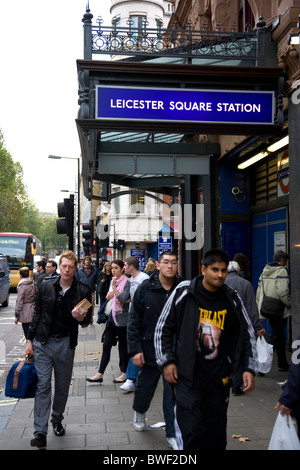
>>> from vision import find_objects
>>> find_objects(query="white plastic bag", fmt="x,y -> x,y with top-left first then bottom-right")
268,412 -> 300,450
257,336 -> 273,374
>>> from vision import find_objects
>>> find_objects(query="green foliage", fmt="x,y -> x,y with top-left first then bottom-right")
0,129 -> 68,257
0,130 -> 29,231
39,218 -> 68,257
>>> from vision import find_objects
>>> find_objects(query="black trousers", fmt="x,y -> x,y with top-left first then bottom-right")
174,377 -> 230,451
133,364 -> 176,438
268,316 -> 289,368
99,323 -> 129,374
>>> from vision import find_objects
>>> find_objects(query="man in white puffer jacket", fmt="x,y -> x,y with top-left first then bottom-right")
256,250 -> 291,371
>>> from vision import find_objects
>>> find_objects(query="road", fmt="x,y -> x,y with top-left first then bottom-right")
0,293 -> 27,393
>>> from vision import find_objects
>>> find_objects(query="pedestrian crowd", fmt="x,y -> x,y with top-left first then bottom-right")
12,247 -> 299,451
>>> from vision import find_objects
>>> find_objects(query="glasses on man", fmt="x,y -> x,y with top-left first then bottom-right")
161,260 -> 178,266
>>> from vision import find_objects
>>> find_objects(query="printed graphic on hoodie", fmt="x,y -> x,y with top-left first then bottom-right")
197,308 -> 227,360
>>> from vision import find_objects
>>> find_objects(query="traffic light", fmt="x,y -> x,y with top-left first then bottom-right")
56,196 -> 74,250
117,239 -> 125,251
82,220 -> 94,255
92,238 -> 97,254
99,224 -> 110,248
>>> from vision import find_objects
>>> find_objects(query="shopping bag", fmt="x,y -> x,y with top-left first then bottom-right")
5,357 -> 38,399
104,298 -> 113,316
268,412 -> 300,450
257,336 -> 273,374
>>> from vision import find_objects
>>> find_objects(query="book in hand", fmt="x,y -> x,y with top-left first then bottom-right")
75,298 -> 92,315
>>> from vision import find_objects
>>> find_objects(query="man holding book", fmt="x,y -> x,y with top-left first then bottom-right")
25,250 -> 92,449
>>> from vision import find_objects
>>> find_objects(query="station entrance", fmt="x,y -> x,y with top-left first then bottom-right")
77,58 -> 283,279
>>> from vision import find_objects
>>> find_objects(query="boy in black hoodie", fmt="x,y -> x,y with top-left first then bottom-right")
155,249 -> 257,451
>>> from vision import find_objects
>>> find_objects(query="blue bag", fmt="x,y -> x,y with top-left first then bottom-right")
5,358 -> 38,399
96,301 -> 108,324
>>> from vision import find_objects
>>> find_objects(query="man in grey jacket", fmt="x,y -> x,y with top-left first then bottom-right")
225,261 -> 265,392
225,261 -> 265,337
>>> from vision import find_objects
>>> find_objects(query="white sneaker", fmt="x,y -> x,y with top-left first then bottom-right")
167,437 -> 178,450
133,411 -> 146,431
120,379 -> 135,392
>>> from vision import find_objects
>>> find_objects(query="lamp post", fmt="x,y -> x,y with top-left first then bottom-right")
48,155 -> 81,263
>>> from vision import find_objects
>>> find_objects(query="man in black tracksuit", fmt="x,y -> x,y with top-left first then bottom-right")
154,249 -> 257,451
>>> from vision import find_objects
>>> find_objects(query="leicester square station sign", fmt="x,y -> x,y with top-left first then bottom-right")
95,85 -> 274,125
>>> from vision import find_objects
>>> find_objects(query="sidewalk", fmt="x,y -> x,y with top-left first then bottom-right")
0,316 -> 289,451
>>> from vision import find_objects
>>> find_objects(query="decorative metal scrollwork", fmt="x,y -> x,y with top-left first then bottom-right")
90,16 -> 257,61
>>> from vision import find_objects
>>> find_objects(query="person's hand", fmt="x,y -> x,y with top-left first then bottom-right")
256,328 -> 265,336
72,306 -> 87,321
242,372 -> 255,392
163,364 -> 178,384
132,353 -> 145,367
275,402 -> 292,415
25,339 -> 34,356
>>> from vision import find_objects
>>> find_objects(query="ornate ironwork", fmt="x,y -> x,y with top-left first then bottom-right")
90,17 -> 257,61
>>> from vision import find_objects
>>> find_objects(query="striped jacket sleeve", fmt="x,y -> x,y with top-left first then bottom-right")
155,281 -> 190,367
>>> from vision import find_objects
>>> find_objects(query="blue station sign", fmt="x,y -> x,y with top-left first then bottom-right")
96,85 -> 274,125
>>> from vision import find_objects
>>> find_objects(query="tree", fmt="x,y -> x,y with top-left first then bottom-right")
0,130 -> 29,231
0,129 -> 68,257
39,217 -> 68,257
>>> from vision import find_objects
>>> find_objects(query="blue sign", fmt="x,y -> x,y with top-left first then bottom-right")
96,85 -> 274,125
130,249 -> 145,271
158,236 -> 172,257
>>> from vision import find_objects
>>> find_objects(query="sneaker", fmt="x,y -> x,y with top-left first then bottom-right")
133,411 -> 146,431
120,379 -> 135,392
167,437 -> 178,450
30,433 -> 47,448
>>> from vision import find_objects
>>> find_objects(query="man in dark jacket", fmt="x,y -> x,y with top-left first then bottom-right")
35,260 -> 47,289
26,251 -> 92,449
127,251 -> 183,450
155,249 -> 257,451
276,336 -> 300,437
76,255 -> 98,324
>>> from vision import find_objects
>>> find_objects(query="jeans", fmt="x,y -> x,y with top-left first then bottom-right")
126,357 -> 139,381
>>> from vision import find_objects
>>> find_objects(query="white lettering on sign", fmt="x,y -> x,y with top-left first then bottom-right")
110,99 -> 261,114
110,99 -> 164,110
217,103 -> 261,112
169,101 -> 212,111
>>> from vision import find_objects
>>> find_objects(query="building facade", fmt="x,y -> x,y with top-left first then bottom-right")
77,0 -> 300,339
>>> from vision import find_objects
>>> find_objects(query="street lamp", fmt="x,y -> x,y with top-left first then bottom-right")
48,155 -> 81,263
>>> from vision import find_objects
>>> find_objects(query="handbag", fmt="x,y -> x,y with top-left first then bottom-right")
260,295 -> 284,319
257,336 -> 273,374
5,355 -> 38,399
260,279 -> 284,319
268,412 -> 300,450
96,301 -> 108,324
104,298 -> 113,317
